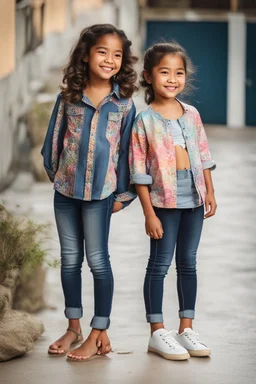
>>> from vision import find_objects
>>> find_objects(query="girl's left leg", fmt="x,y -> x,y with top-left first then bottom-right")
175,205 -> 204,331
67,194 -> 114,360
173,205 -> 210,356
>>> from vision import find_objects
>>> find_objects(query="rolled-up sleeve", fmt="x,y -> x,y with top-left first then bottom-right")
195,110 -> 216,171
114,100 -> 137,208
129,114 -> 152,184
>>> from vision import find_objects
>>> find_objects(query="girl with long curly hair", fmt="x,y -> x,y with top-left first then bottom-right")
42,24 -> 138,361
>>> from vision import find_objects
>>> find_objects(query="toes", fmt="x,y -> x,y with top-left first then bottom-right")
49,344 -> 58,350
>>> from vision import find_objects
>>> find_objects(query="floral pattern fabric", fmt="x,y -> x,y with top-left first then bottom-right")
129,101 -> 216,208
41,84 -> 136,206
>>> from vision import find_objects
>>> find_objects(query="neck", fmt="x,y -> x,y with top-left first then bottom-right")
151,96 -> 178,108
85,74 -> 112,92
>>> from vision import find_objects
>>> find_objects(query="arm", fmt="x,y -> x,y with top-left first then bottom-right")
129,114 -> 163,239
114,100 -> 137,210
195,110 -> 216,171
195,110 -> 217,218
41,94 -> 66,182
203,169 -> 217,218
135,185 -> 163,239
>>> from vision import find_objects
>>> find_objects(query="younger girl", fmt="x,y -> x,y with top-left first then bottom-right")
129,42 -> 217,361
42,24 -> 138,361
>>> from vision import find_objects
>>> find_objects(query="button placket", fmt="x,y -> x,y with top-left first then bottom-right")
84,110 -> 99,200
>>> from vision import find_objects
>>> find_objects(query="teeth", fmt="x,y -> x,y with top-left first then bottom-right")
101,67 -> 113,71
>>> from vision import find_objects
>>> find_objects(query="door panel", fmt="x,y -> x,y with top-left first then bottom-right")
146,21 -> 228,124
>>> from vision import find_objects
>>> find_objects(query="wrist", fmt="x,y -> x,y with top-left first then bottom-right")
144,211 -> 156,218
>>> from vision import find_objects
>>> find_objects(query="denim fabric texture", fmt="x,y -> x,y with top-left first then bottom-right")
54,190 -> 114,329
41,83 -> 136,208
144,182 -> 204,323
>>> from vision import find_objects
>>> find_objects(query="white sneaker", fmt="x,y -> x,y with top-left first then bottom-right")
172,328 -> 211,357
148,328 -> 190,361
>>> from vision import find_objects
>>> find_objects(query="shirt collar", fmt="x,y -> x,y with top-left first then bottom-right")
112,82 -> 120,99
176,98 -> 188,113
82,82 -> 120,105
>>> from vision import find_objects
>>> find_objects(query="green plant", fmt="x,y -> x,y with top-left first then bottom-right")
0,204 -> 52,284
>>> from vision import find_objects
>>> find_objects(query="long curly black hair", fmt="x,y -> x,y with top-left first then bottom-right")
60,24 -> 138,104
141,41 -> 195,105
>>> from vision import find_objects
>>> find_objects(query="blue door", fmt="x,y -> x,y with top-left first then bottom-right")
246,23 -> 256,126
146,21 -> 228,124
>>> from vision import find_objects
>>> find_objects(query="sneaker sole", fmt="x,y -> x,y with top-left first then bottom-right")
188,349 -> 211,357
148,346 -> 190,361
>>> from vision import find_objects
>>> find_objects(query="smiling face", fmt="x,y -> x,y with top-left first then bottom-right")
85,33 -> 123,82
144,53 -> 186,102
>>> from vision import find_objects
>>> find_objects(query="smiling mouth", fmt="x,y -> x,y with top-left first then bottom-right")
165,86 -> 177,92
100,66 -> 114,72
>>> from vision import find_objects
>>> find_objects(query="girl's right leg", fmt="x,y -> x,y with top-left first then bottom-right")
48,191 -> 84,355
144,208 -> 189,360
67,194 -> 114,360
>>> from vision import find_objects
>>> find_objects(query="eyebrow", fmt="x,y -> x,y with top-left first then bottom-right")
159,66 -> 185,70
95,45 -> 123,53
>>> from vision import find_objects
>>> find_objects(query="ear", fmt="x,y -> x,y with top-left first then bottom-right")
83,57 -> 89,63
143,70 -> 152,84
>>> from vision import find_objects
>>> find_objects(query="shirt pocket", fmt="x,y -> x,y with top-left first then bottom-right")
66,105 -> 84,134
106,112 -> 123,146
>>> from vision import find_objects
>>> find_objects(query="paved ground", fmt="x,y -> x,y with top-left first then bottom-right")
1,95 -> 256,383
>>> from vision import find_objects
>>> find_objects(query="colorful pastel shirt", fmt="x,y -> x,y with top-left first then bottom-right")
41,83 -> 136,207
129,101 -> 216,208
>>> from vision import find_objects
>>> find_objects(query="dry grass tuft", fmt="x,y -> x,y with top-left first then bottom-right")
0,205 -> 48,284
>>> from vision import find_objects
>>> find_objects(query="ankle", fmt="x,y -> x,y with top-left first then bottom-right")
68,321 -> 81,333
150,323 -> 165,335
87,328 -> 102,340
179,318 -> 192,334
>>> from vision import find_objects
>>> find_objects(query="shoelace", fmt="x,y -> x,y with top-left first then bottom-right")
184,330 -> 202,346
161,331 -> 181,349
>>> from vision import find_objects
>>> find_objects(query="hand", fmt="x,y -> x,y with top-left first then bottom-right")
204,192 -> 217,218
96,330 -> 112,355
145,214 -> 164,239
112,201 -> 123,213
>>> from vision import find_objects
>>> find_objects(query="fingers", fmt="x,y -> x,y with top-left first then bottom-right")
146,227 -> 164,240
204,202 -> 217,218
112,202 -> 123,213
97,343 -> 111,355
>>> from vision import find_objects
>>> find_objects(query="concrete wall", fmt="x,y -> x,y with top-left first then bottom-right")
0,0 -> 15,79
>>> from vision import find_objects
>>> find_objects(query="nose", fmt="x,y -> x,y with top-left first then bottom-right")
104,54 -> 114,64
167,73 -> 176,83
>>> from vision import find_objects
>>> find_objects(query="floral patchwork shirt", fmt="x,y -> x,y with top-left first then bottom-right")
129,101 -> 216,208
41,83 -> 136,207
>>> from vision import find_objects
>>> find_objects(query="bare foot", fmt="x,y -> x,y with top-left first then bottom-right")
67,335 -> 99,361
48,328 -> 83,355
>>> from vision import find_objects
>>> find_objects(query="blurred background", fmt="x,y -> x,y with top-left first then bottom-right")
0,0 -> 256,189
0,2 -> 256,382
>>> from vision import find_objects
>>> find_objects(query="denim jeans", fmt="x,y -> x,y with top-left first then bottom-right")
144,204 -> 204,323
54,190 -> 114,330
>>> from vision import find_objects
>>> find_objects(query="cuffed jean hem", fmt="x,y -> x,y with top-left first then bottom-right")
90,316 -> 110,330
65,307 -> 83,319
146,313 -> 164,323
179,310 -> 195,319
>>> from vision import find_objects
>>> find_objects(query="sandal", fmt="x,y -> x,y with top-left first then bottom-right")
48,327 -> 83,356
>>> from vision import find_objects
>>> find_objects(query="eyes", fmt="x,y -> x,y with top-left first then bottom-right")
97,50 -> 122,58
160,70 -> 185,76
